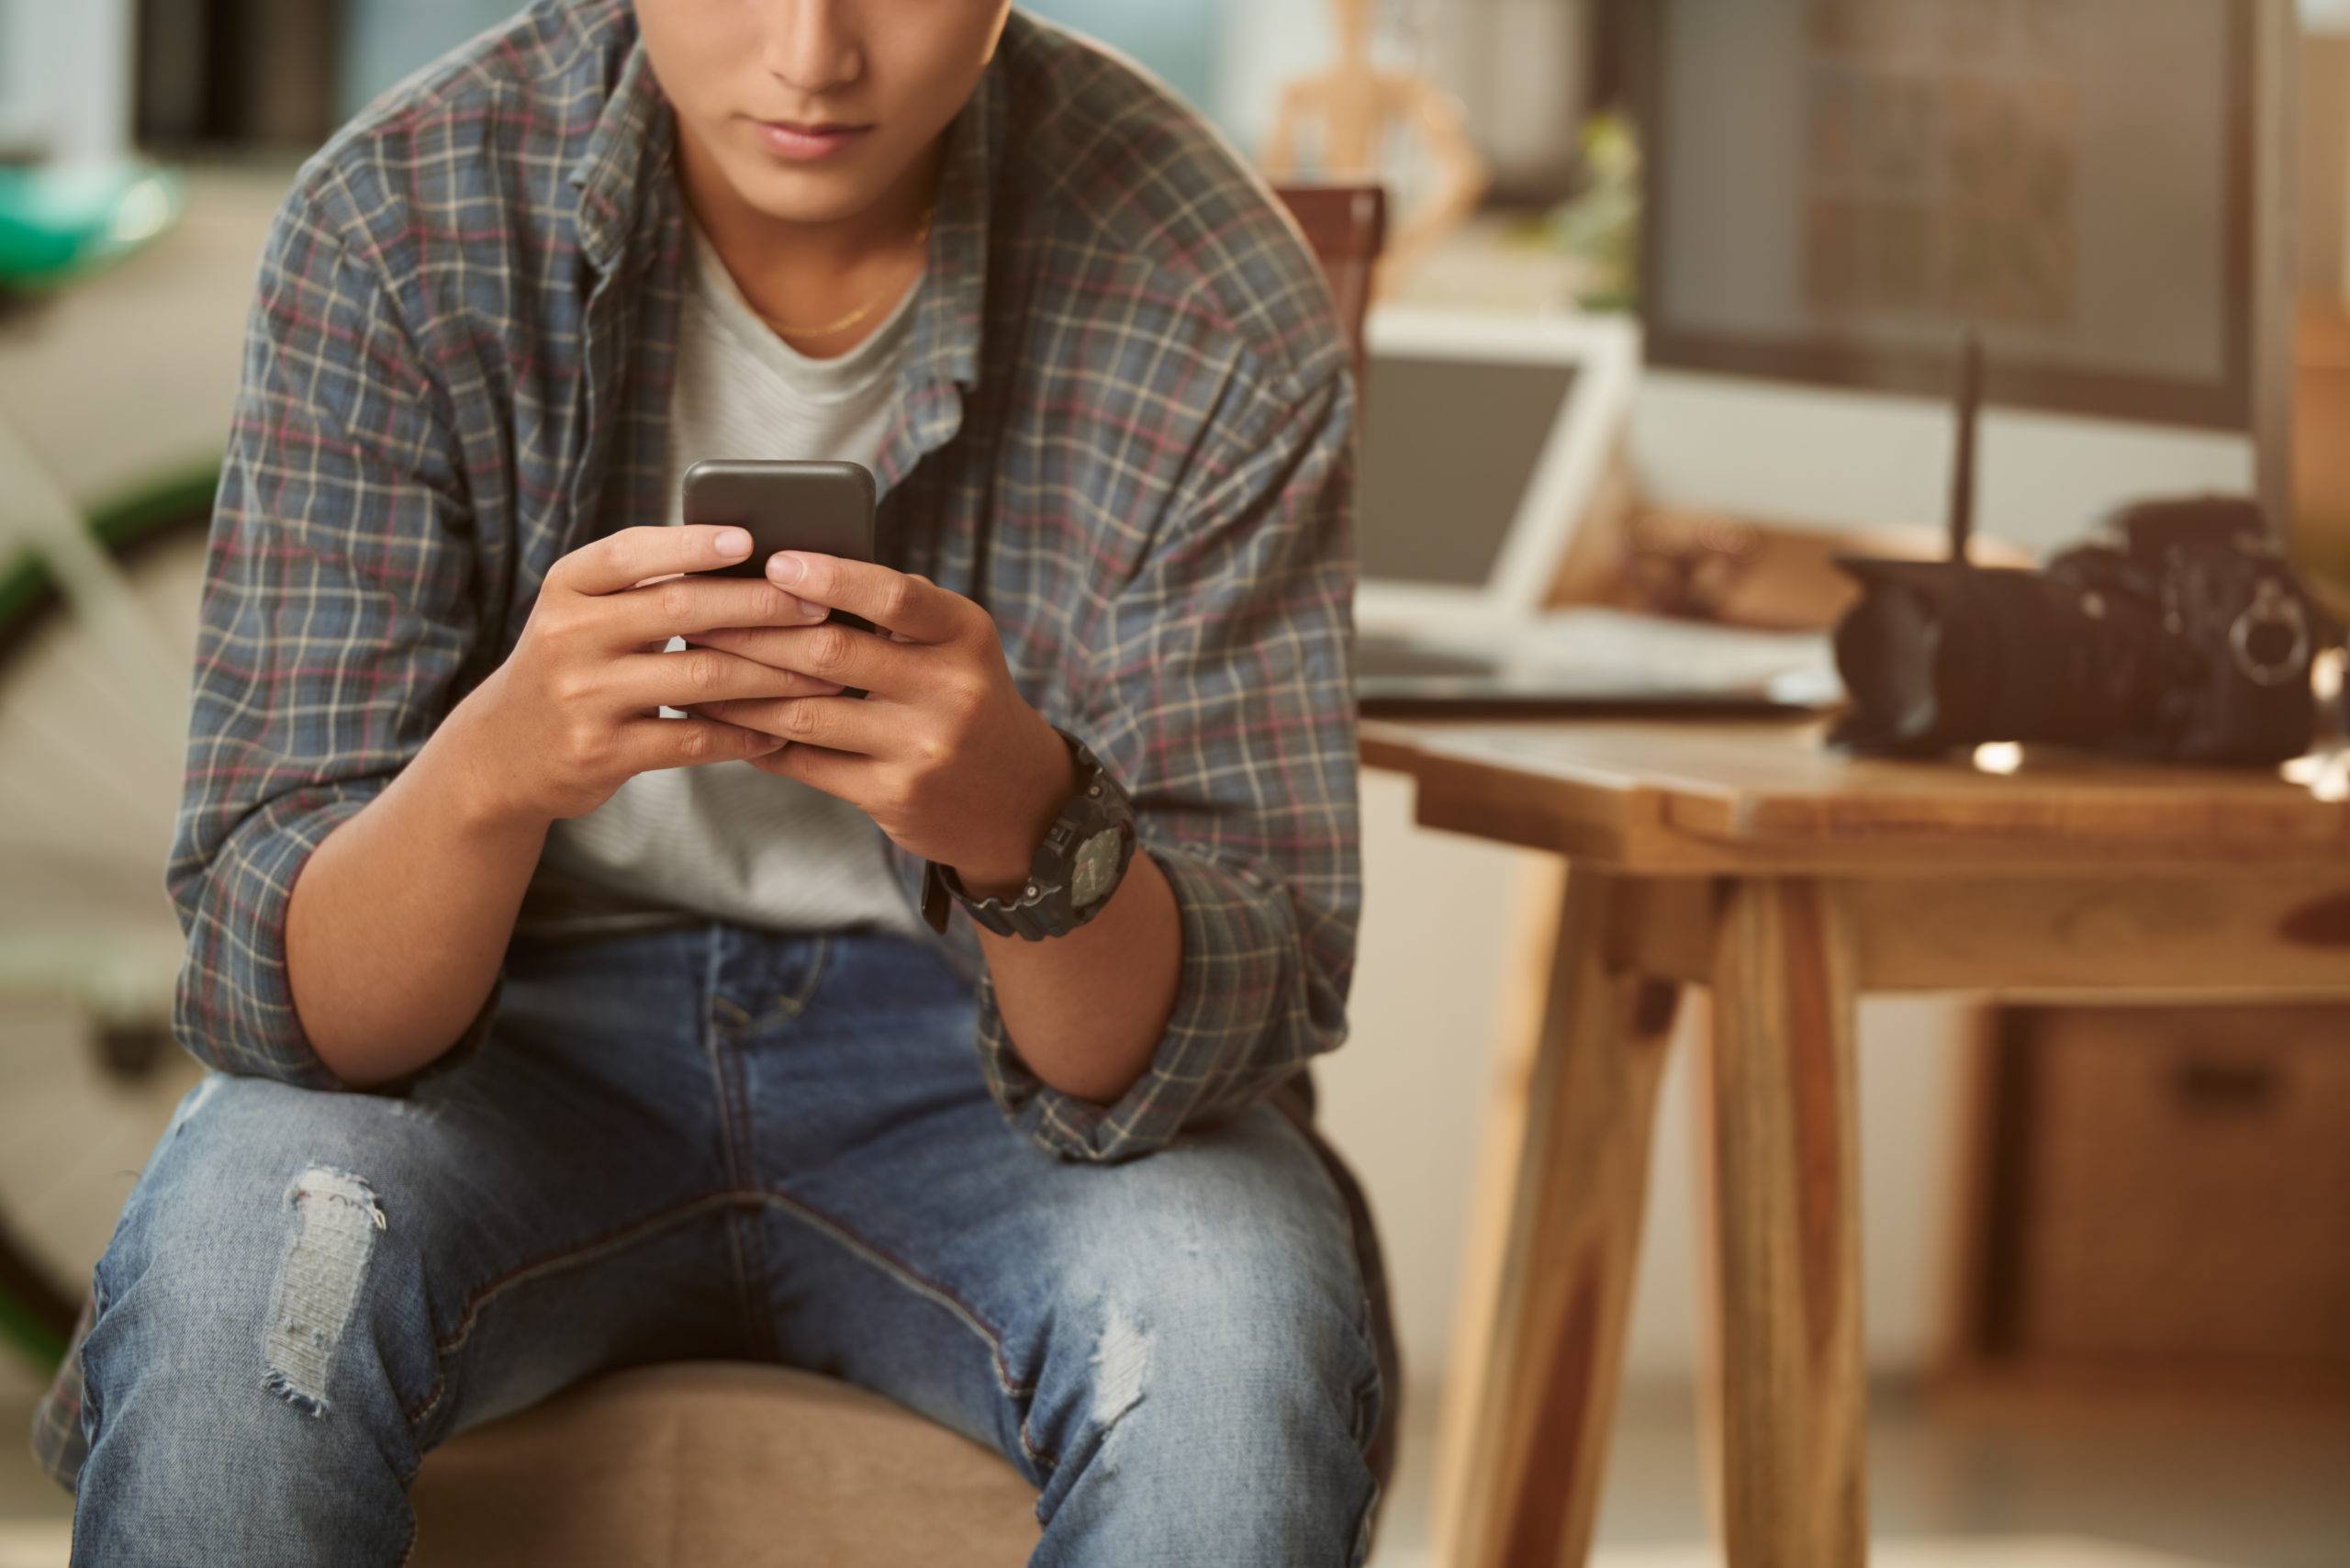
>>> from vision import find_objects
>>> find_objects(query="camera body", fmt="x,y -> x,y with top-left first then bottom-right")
1830,496 -> 2332,766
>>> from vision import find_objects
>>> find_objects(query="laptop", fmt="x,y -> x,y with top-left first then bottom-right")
1351,306 -> 1841,715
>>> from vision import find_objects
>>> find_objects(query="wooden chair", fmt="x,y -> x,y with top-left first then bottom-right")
1273,182 -> 1389,390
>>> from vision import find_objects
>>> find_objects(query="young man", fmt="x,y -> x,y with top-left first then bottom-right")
29,0 -> 1390,1562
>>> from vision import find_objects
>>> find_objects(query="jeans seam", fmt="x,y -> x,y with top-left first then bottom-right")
719,1024 -> 780,1361
701,932 -> 767,1361
398,1187 -> 759,1433
711,933 -> 832,1360
748,1185 -> 1058,1473
395,1182 -> 1064,1470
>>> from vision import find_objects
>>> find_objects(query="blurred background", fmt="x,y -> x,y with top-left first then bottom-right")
3,3 -> 2348,1566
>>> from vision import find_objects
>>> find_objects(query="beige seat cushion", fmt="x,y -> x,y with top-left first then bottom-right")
408,1361 -> 1042,1566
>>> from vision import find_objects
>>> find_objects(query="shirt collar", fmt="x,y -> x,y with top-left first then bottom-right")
871,50 -> 1001,490
566,25 -> 674,274
565,18 -> 1001,406
904,43 -> 1000,397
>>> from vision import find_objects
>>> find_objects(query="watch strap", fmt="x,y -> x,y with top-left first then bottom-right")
920,858 -> 955,935
932,857 -> 1054,938
925,727 -> 1134,940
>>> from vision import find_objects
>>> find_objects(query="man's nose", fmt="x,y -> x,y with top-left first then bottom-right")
758,0 -> 863,96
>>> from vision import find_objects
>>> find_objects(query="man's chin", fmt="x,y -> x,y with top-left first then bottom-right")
716,152 -> 895,230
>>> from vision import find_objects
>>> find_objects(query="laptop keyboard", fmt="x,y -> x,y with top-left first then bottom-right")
1352,610 -> 1843,707
1353,633 -> 1502,680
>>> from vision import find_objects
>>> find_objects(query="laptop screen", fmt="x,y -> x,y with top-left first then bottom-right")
1354,353 -> 1583,589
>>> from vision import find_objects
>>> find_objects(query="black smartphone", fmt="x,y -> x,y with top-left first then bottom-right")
681,458 -> 878,697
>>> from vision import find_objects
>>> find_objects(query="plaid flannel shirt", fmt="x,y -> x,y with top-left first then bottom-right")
181,0 -> 1363,1153
31,0 -> 1364,1490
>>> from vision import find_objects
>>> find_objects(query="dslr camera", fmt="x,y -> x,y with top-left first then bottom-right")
1831,494 -> 2333,766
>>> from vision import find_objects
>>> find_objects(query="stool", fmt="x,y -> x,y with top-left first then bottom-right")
408,1361 -> 1041,1566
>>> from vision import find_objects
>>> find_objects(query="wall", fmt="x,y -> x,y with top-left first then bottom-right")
0,0 -> 131,162
1020,1 -> 1220,116
1633,373 -> 2254,558
338,0 -> 531,120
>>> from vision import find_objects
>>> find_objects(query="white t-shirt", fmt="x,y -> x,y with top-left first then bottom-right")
519,212 -> 929,941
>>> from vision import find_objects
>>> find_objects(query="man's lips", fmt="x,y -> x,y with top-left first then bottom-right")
752,118 -> 874,162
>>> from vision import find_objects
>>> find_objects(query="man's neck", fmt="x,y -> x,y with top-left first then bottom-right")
673,124 -> 944,357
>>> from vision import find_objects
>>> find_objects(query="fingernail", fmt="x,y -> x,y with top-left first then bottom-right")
767,552 -> 806,586
718,528 -> 751,555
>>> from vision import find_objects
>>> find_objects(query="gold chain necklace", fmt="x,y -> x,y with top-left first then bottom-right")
753,205 -> 935,340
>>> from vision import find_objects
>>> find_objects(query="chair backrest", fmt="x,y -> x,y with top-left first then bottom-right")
1270,183 -> 1387,389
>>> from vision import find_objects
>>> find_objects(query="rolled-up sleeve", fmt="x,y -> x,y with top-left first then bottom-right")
974,363 -> 1361,1162
166,177 -> 493,1090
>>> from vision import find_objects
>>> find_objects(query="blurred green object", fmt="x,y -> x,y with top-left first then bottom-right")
0,160 -> 185,291
1529,111 -> 1642,313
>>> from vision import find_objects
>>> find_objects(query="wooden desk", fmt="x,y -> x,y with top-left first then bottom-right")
1361,714 -> 2350,1568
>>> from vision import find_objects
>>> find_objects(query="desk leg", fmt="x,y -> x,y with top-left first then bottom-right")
1700,877 -> 1867,1567
1432,866 -> 1679,1568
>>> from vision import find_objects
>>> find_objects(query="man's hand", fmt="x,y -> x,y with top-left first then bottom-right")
455,525 -> 845,828
681,551 -> 1080,895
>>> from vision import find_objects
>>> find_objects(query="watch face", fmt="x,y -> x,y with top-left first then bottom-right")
1070,826 -> 1124,908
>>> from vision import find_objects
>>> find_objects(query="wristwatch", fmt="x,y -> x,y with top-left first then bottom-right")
921,726 -> 1137,940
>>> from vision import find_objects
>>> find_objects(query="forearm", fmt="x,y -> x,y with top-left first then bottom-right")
973,846 -> 1181,1104
284,696 -> 550,1087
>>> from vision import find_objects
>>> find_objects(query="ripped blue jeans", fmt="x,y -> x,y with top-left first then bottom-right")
61,922 -> 1384,1565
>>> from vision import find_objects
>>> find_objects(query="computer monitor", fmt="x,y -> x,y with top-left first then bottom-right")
1629,0 -> 2298,539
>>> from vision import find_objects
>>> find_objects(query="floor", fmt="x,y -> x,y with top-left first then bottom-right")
1365,1374 -> 2350,1568
1588,1381 -> 2350,1568
7,1359 -> 2344,1566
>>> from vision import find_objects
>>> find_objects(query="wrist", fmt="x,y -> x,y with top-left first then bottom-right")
934,722 -> 1138,942
438,679 -> 554,840
954,712 -> 1080,898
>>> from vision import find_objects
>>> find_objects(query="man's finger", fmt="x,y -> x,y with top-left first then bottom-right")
685,622 -> 925,694
558,523 -> 758,597
610,577 -> 829,649
688,694 -> 894,756
765,552 -> 968,644
750,736 -> 865,797
617,646 -> 845,708
621,714 -> 787,774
